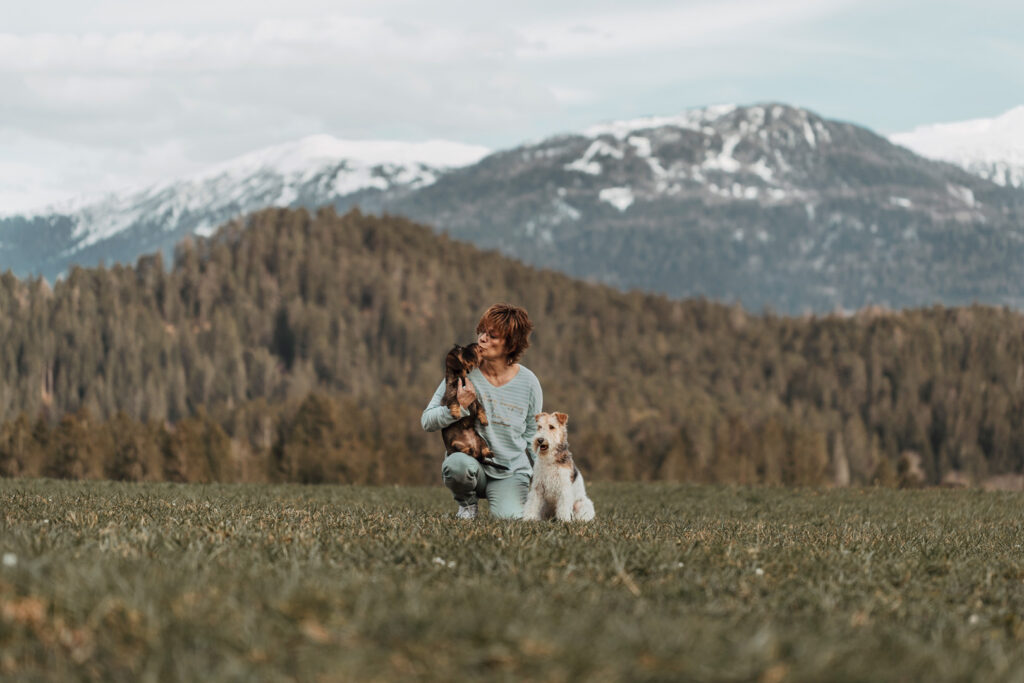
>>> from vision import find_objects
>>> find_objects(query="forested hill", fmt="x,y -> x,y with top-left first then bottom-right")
1,207 -> 1023,487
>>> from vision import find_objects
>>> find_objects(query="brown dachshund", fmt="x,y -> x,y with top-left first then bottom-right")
441,343 -> 506,470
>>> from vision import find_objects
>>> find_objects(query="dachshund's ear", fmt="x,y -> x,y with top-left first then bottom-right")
555,412 -> 569,425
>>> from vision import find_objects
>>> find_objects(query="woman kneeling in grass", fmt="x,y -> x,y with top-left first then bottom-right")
421,303 -> 543,519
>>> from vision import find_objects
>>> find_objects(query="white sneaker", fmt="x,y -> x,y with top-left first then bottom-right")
455,503 -> 478,520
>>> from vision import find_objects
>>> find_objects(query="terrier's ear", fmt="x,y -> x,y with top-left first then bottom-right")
555,412 -> 569,425
534,413 -> 545,422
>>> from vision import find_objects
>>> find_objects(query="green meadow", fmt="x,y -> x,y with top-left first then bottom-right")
2,479 -> 1024,681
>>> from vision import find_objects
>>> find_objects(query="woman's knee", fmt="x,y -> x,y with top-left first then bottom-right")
441,452 -> 481,487
488,472 -> 532,519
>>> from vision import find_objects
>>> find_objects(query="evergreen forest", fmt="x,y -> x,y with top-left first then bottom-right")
1,206 -> 1023,488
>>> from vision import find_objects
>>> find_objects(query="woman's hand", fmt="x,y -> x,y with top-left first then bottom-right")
456,378 -> 477,410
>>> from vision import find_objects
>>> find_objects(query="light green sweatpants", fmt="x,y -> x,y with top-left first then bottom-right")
441,452 -> 531,519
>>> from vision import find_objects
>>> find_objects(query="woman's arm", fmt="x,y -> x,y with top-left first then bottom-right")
421,379 -> 476,432
421,380 -> 456,432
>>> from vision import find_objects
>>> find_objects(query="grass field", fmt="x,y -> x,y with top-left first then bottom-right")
2,480 -> 1024,681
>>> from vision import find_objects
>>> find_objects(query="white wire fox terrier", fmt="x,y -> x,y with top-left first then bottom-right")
523,412 -> 596,522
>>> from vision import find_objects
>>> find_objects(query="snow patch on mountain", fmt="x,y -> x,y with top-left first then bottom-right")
194,220 -> 216,238
583,104 -> 737,139
35,135 -> 489,254
802,120 -> 817,148
554,198 -> 581,222
564,140 -> 624,175
599,187 -> 634,211
750,158 -> 775,182
710,183 -> 760,200
627,136 -> 652,157
562,103 -> 836,203
947,184 -> 976,207
193,136 -> 489,181
702,134 -> 743,174
890,106 -> 1024,188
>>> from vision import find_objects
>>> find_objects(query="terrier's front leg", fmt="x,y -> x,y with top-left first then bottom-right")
475,402 -> 488,426
523,488 -> 543,521
554,492 -> 574,522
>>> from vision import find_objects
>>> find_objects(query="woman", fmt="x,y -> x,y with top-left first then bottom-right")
421,303 -> 543,519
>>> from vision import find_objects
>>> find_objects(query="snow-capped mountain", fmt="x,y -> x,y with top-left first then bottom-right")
0,135 -> 488,280
5,103 -> 1024,313
55,136 -> 489,248
374,103 -> 1024,312
890,106 -> 1024,188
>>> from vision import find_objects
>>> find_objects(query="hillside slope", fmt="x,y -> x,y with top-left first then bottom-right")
1,208 -> 1024,486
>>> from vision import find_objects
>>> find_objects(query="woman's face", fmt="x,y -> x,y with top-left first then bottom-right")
477,327 -> 508,363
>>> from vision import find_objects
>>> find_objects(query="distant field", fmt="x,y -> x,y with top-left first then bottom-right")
2,480 -> 1024,681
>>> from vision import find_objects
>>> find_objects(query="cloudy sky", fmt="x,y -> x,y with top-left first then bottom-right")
3,0 -> 1022,213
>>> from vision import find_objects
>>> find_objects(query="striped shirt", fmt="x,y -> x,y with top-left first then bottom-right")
421,365 -> 543,478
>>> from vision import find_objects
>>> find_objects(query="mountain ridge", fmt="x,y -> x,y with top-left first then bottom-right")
371,102 -> 1024,311
0,134 -> 489,281
4,103 -> 1024,313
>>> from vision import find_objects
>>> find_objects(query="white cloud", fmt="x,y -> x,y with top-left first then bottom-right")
7,0 -> 1009,211
0,14 -> 538,155
0,130 -> 205,214
516,0 -> 859,58
0,16 -> 518,73
549,86 -> 596,105
21,75 -> 149,108
0,10 -> 544,212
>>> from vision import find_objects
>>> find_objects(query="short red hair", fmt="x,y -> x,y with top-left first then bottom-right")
476,303 -> 534,365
